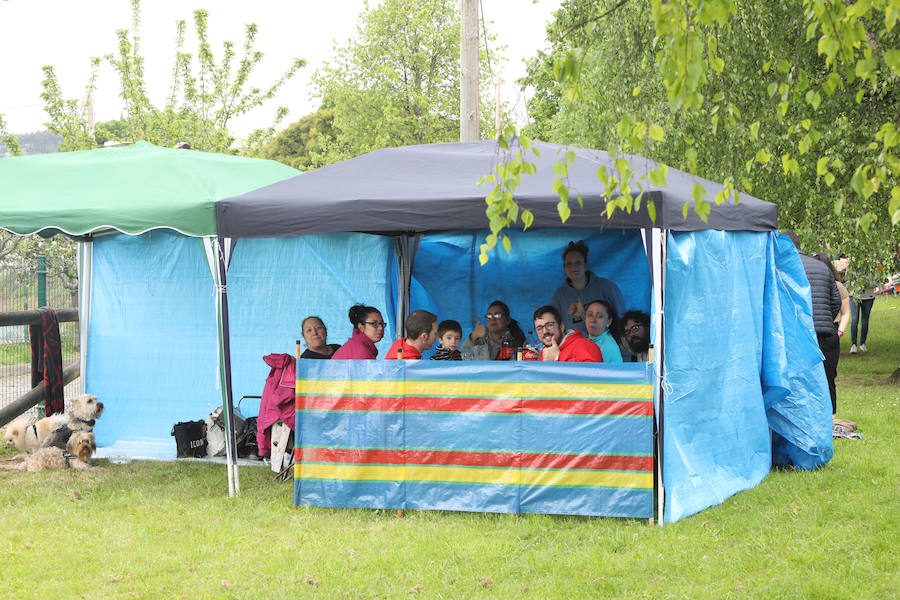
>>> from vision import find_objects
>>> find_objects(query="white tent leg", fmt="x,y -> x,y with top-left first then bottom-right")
77,240 -> 93,389
649,228 -> 667,525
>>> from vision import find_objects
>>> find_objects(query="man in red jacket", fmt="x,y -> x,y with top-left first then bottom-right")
533,305 -> 603,362
385,309 -> 438,359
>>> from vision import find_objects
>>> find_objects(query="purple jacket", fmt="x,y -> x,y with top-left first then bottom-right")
332,329 -> 379,359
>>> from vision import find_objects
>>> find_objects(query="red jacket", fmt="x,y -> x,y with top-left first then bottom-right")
540,329 -> 603,362
257,353 -> 296,457
385,338 -> 422,359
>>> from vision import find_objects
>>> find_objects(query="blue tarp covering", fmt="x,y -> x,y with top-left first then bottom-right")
662,230 -> 833,521
410,228 -> 651,354
89,231 -> 395,455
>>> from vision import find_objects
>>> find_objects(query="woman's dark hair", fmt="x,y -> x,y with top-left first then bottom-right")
488,300 -> 526,347
586,299 -> 619,343
562,240 -> 589,262
348,304 -> 380,327
810,252 -> 839,281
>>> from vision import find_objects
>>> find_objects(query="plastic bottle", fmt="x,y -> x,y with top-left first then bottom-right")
499,330 -> 515,360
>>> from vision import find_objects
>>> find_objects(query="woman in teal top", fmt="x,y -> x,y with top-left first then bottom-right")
584,300 -> 623,362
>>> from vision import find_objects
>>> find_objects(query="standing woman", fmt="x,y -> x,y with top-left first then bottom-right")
332,304 -> 386,359
299,316 -> 341,359
551,240 -> 626,335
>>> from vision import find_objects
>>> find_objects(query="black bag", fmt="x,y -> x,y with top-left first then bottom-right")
171,420 -> 207,458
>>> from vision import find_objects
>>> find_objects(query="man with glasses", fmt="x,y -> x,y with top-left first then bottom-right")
533,306 -> 602,362
386,309 -> 438,360
620,310 -> 651,362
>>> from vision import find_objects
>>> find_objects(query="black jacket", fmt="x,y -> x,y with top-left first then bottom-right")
799,254 -> 841,334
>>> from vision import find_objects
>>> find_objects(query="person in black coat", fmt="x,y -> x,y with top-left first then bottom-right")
783,231 -> 842,414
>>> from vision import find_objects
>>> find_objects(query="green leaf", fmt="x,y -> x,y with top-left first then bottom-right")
890,187 -> 900,225
859,212 -> 874,232
557,200 -> 571,223
485,233 -> 497,249
710,57 -> 724,73
695,198 -> 711,222
649,124 -> 665,142
817,156 -> 829,175
478,251 -> 488,266
565,150 -> 576,164
834,196 -> 844,216
750,121 -> 759,141
614,157 -> 630,173
805,90 -> 821,111
553,161 -> 569,177
647,199 -> 656,223
755,149 -> 771,164
632,85 -> 642,97
682,200 -> 689,219
767,82 -> 777,98
824,172 -> 836,186
691,182 -> 707,204
522,209 -> 534,230
884,50 -> 900,73
502,235 -> 511,254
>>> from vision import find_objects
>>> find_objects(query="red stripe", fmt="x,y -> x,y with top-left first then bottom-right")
298,447 -> 653,472
297,395 -> 651,416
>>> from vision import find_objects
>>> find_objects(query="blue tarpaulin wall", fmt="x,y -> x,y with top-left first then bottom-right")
88,231 -> 395,456
294,360 -> 655,518
410,228 -> 651,354
662,230 -> 833,522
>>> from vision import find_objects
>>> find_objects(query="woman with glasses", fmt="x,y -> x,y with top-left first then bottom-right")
332,304 -> 386,359
551,240 -> 625,336
461,300 -> 526,360
299,316 -> 341,359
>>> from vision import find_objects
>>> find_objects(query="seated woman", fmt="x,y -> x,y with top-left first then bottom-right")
583,299 -> 622,362
551,240 -> 625,335
299,316 -> 341,359
461,300 -> 526,360
332,304 -> 385,359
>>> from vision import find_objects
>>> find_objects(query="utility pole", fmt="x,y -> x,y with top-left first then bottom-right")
459,0 -> 479,142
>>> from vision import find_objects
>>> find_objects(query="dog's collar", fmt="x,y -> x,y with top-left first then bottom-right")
71,417 -> 95,427
30,423 -> 38,440
62,451 -> 74,468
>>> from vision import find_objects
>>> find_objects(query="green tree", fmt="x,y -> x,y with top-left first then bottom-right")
0,114 -> 22,156
310,0 -> 498,164
40,0 -> 305,155
261,105 -> 336,170
481,0 -> 899,273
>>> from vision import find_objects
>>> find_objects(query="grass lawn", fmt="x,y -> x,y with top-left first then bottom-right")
1,298 -> 897,599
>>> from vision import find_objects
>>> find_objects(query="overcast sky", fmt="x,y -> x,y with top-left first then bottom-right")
0,0 -> 564,137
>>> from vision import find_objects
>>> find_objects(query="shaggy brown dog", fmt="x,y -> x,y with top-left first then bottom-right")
38,394 -> 104,450
0,431 -> 95,472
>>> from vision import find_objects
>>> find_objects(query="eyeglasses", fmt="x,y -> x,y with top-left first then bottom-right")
624,324 -> 644,335
485,312 -> 506,320
364,321 -> 387,328
534,321 -> 558,333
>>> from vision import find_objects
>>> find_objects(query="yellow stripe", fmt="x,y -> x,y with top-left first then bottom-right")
297,379 -> 651,400
296,463 -> 652,489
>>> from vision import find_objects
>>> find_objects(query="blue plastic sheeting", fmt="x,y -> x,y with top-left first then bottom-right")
88,231 -> 219,456
763,234 -> 834,469
662,230 -> 833,522
88,232 -> 395,455
410,228 -> 651,352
